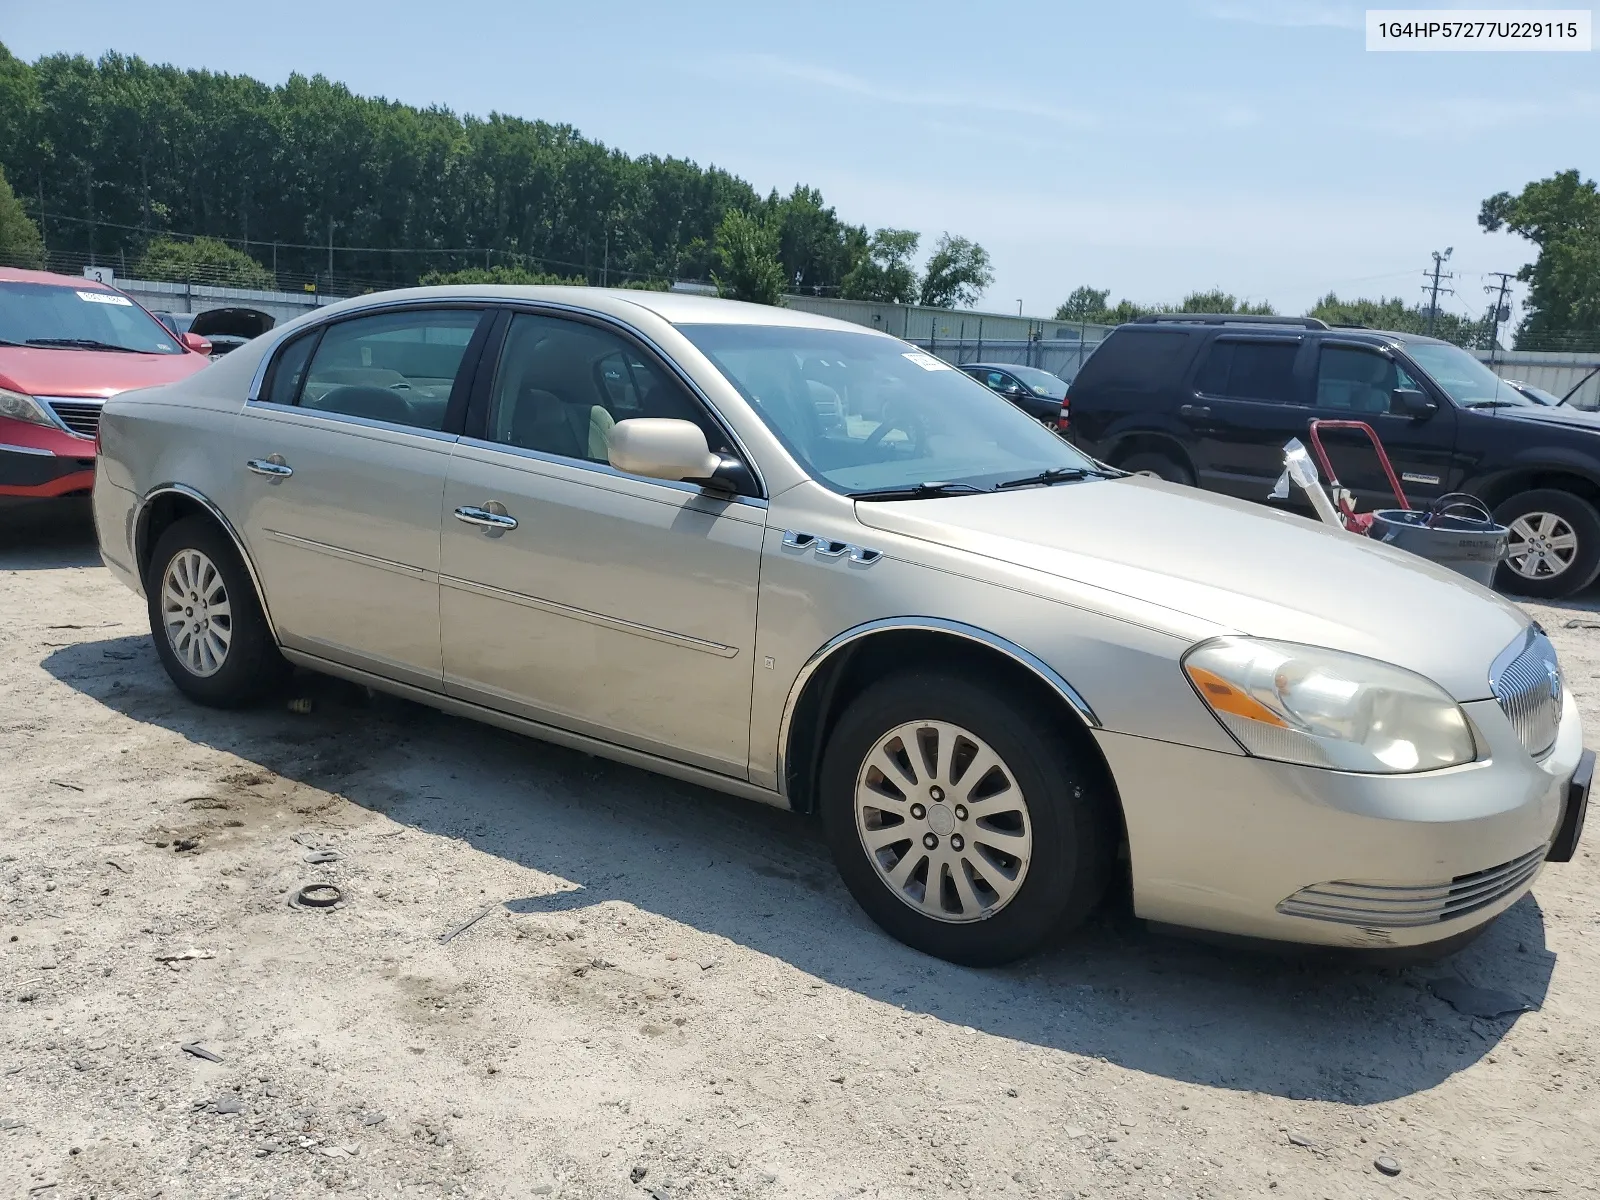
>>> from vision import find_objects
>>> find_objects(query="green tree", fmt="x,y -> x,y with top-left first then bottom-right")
1054,286 -> 1110,322
918,233 -> 993,308
1479,169 -> 1600,348
1307,292 -> 1486,347
135,235 -> 274,287
0,163 -> 44,267
419,265 -> 583,286
1175,289 -> 1274,315
711,209 -> 785,305
840,228 -> 920,303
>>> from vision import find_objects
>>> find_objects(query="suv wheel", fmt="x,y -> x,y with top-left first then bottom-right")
1492,489 -> 1600,599
819,671 -> 1115,966
147,516 -> 289,706
1118,452 -> 1194,486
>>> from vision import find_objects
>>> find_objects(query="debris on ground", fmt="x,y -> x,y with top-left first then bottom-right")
1427,977 -> 1535,1019
179,1043 -> 223,1063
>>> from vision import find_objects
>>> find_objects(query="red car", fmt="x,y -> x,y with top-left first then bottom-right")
0,268 -> 212,498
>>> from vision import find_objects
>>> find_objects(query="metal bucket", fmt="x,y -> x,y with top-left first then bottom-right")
1367,508 -> 1508,587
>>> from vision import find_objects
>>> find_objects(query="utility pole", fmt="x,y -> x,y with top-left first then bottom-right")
327,215 -> 335,282
1423,247 -> 1454,336
1484,271 -> 1515,362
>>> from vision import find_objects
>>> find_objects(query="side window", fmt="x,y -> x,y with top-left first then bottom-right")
985,371 -> 1012,392
485,313 -> 729,464
263,332 -> 317,407
298,309 -> 482,431
1315,346 -> 1399,414
1195,339 -> 1301,404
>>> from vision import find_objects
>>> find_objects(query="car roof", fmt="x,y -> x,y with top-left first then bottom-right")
0,266 -> 119,292
320,285 -> 891,335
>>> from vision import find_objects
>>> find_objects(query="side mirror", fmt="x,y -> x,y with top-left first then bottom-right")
179,332 -> 213,355
606,418 -> 760,496
1391,388 -> 1435,418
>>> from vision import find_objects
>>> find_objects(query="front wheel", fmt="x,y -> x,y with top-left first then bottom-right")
1492,489 -> 1600,599
1118,451 -> 1195,486
819,671 -> 1116,966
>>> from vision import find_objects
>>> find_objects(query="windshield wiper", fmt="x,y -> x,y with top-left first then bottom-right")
994,467 -> 1094,490
26,337 -> 147,353
849,481 -> 987,502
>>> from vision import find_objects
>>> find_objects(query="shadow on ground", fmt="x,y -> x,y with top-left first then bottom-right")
0,497 -> 100,570
42,633 -> 1557,1105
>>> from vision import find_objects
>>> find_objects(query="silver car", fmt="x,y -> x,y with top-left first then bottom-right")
92,287 -> 1592,965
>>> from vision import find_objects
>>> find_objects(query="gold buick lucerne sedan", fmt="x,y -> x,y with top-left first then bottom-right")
92,287 -> 1592,965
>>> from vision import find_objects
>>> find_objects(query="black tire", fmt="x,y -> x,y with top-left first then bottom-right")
818,671 -> 1117,966
1492,489 -> 1600,599
146,516 -> 289,707
1118,451 -> 1195,486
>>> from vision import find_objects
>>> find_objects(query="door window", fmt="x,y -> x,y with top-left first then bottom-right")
1315,346 -> 1401,414
295,309 -> 483,431
1194,339 -> 1302,404
485,313 -> 728,464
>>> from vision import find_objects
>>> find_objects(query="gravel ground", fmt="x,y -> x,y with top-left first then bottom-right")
2,497 -> 1597,1200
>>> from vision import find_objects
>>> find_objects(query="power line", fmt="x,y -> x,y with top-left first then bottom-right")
1483,271 -> 1516,362
1422,248 -> 1454,336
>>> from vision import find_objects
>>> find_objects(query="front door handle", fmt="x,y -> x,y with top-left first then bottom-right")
246,457 -> 293,478
1178,404 -> 1211,419
454,505 -> 518,531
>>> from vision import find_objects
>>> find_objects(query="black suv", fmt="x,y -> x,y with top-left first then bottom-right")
1066,314 -> 1600,597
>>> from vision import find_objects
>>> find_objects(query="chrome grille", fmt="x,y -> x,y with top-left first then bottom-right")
41,398 -> 105,439
1277,846 -> 1545,928
1491,629 -> 1562,757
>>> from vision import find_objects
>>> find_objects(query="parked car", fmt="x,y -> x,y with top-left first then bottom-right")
1065,313 -> 1600,598
960,362 -> 1068,423
94,288 -> 1589,965
153,308 -> 276,357
0,268 -> 213,499
1505,379 -> 1566,407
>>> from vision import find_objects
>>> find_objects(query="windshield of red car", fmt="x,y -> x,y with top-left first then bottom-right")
0,281 -> 184,354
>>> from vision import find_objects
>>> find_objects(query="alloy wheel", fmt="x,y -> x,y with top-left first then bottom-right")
854,719 -> 1033,923
1506,511 -> 1579,581
160,548 -> 233,677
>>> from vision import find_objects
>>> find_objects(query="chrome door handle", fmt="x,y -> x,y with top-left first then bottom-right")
1178,404 -> 1211,418
246,458 -> 293,478
454,505 -> 518,531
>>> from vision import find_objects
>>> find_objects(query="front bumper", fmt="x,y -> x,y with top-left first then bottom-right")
0,418 -> 96,497
1100,691 -> 1586,949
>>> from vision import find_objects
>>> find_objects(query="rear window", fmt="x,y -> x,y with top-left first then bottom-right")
1071,327 -> 1197,395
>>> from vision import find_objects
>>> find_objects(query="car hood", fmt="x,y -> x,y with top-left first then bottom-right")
854,475 -> 1529,701
1477,402 -> 1600,431
0,346 -> 209,399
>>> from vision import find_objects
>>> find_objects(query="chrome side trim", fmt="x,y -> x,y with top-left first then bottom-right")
781,529 -> 883,563
132,483 -> 280,641
0,441 -> 55,457
279,647 -> 787,809
243,400 -> 462,444
775,616 -> 1101,801
262,528 -> 429,579
439,574 -> 739,658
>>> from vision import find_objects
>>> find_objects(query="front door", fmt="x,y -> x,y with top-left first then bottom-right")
234,306 -> 487,687
439,310 -> 764,777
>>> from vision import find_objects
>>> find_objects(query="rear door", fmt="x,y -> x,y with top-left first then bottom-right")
1182,336 -> 1312,500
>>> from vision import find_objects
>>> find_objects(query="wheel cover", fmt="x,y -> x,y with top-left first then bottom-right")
1505,511 -> 1579,581
854,720 -> 1033,924
160,548 -> 233,677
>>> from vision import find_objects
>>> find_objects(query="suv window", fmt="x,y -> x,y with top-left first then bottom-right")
1194,339 -> 1301,404
295,309 -> 482,431
486,313 -> 727,464
1072,327 -> 1198,394
1314,345 -> 1412,414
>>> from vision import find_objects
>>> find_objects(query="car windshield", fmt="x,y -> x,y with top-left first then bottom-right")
1002,364 -> 1069,399
0,281 -> 182,354
1513,381 -> 1564,405
679,324 -> 1098,496
1405,342 -> 1530,408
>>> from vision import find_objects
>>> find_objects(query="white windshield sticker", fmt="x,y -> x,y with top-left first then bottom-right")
902,351 -> 951,372
77,290 -> 133,306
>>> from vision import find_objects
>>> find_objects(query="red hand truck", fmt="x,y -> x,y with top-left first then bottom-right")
1304,419 -> 1410,535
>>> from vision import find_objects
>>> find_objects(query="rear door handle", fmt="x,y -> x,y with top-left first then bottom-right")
246,458 -> 293,478
454,505 -> 518,531
1178,404 -> 1211,418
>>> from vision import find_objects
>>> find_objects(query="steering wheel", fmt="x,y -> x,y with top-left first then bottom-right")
863,405 -> 928,456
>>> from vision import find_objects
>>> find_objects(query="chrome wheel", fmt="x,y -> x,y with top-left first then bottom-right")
854,720 -> 1032,924
1506,512 -> 1579,581
160,548 -> 233,678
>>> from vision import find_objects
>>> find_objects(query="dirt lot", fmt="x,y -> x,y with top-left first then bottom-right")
1,497 -> 1597,1200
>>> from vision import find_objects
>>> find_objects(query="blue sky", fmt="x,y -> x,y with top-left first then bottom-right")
6,1 -> 1595,323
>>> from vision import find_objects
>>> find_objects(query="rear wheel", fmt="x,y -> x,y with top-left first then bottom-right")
146,516 -> 289,706
1492,489 -> 1600,599
819,671 -> 1116,966
1118,451 -> 1194,486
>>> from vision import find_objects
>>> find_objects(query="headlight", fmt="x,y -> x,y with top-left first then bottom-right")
1183,637 -> 1476,774
0,387 -> 57,428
